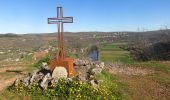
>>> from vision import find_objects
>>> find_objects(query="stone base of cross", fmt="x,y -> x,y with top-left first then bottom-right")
48,7 -> 74,77
50,57 -> 74,77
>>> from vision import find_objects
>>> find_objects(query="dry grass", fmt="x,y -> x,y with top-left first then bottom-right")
0,60 -> 35,92
100,43 -> 170,100
120,74 -> 170,100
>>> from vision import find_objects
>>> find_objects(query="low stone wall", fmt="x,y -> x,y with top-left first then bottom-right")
12,59 -> 105,89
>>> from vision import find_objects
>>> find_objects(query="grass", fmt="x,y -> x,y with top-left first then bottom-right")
1,42 -> 170,100
0,60 -> 43,100
99,43 -> 170,72
67,52 -> 79,58
133,61 -> 170,73
22,54 -> 33,62
0,72 -> 17,79
4,77 -> 119,100
0,60 -> 37,99
99,43 -> 134,64
96,70 -> 127,100
0,90 -> 48,100
99,42 -> 170,100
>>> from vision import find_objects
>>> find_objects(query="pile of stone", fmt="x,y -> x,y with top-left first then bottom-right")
74,58 -> 104,74
13,59 -> 105,89
74,59 -> 105,88
14,66 -> 68,89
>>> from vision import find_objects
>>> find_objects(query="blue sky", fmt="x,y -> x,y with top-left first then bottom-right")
0,0 -> 170,34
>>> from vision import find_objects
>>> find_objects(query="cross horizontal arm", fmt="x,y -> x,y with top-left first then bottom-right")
62,17 -> 73,23
48,18 -> 58,24
48,17 -> 73,24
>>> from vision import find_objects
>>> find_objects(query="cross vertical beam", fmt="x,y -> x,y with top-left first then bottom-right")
48,7 -> 73,60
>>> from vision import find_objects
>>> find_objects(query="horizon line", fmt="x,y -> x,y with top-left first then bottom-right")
0,28 -> 170,35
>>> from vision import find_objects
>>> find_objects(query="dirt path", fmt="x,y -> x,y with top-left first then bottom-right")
106,63 -> 170,100
105,63 -> 154,75
107,66 -> 154,75
0,64 -> 28,92
0,77 -> 16,91
0,66 -> 24,73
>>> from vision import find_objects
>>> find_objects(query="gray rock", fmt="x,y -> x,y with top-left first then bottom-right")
66,78 -> 72,83
100,62 -> 105,69
41,62 -> 50,70
95,62 -> 105,69
29,69 -> 45,84
30,71 -> 38,83
74,59 -> 90,66
52,66 -> 68,82
14,78 -> 22,85
89,75 -> 95,80
91,67 -> 102,75
30,72 -> 44,84
42,62 -> 48,67
89,80 -> 98,88
74,66 -> 79,69
95,64 -> 100,68
86,65 -> 91,70
23,73 -> 32,86
40,73 -> 52,89
78,75 -> 86,82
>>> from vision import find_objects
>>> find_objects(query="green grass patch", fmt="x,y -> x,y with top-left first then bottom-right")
100,43 -> 170,73
133,61 -> 170,73
96,70 -> 127,100
33,55 -> 50,68
0,90 -> 47,100
67,52 -> 79,58
99,43 -> 170,99
22,54 -> 33,62
100,43 -> 125,51
0,72 -> 17,80
99,43 -> 134,64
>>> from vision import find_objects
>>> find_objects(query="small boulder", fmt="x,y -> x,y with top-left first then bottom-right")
95,62 -> 104,69
52,66 -> 68,82
30,72 -> 44,84
99,62 -> 105,69
92,67 -> 102,75
23,73 -> 32,86
40,73 -> 52,89
89,80 -> 98,88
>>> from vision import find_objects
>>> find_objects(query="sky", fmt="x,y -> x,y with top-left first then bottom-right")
0,0 -> 170,34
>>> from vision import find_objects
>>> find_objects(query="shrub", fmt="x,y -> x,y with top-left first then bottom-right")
127,41 -> 170,61
9,78 -> 116,100
33,55 -> 50,68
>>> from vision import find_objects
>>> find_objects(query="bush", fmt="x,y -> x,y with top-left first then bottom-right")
128,41 -> 170,61
9,78 -> 116,100
33,55 -> 50,68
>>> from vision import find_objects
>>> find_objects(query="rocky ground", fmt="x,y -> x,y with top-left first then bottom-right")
7,59 -> 154,92
0,59 -> 155,92
105,62 -> 154,75
10,59 -> 105,90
